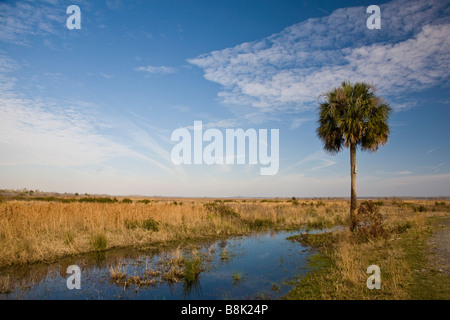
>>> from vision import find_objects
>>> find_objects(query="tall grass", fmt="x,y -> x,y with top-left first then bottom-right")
0,199 -> 447,268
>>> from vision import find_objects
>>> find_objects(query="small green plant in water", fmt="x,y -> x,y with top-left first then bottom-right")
271,283 -> 281,292
183,257 -> 201,284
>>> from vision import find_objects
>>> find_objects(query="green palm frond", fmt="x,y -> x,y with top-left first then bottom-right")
317,81 -> 391,153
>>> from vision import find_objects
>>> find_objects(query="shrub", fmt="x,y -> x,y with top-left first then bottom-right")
79,197 -> 117,203
352,201 -> 386,241
141,218 -> 159,232
413,205 -> 427,212
121,198 -> 133,204
315,201 -> 326,207
90,233 -> 108,251
183,257 -> 201,287
394,221 -> 412,234
204,202 -> 240,219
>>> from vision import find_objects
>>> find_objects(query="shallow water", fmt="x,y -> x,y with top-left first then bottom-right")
0,229 -> 313,300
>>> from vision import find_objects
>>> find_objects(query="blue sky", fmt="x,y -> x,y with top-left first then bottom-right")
0,0 -> 449,197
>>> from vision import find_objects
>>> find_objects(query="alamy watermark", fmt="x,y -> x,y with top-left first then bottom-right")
366,265 -> 381,289
171,121 -> 279,175
66,265 -> 81,289
367,5 -> 381,29
66,5 -> 81,30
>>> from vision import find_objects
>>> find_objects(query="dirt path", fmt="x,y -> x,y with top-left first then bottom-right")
428,217 -> 450,274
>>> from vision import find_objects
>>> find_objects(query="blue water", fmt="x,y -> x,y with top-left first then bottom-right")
0,230 -> 312,300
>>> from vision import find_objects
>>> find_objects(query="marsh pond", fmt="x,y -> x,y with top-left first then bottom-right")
0,229 -> 319,300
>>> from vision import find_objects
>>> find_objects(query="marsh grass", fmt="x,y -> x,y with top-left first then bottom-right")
108,247 -> 207,290
183,256 -> 202,285
233,271 -> 242,281
0,276 -> 12,294
90,233 -> 108,251
141,218 -> 159,232
0,198 -> 447,269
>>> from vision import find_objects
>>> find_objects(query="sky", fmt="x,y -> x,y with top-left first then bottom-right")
0,0 -> 449,197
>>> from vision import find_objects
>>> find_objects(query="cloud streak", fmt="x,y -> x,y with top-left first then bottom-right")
135,65 -> 177,74
0,0 -> 65,45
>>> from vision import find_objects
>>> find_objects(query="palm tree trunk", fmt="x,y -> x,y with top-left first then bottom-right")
350,143 -> 357,231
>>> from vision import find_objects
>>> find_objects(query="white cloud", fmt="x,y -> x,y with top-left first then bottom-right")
188,0 -> 450,113
0,0 -> 65,45
0,95 -> 135,166
106,0 -> 122,10
280,150 -> 337,174
135,65 -> 177,74
290,118 -> 312,130
100,72 -> 114,79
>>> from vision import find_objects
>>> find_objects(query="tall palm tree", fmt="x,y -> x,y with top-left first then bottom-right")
317,81 -> 391,230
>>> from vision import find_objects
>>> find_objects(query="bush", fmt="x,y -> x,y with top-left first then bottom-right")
90,233 -> 108,251
413,205 -> 427,212
141,218 -> 159,232
394,221 -> 412,234
315,201 -> 326,207
352,201 -> 386,241
121,198 -> 133,204
79,197 -> 118,203
183,257 -> 201,285
204,202 -> 240,219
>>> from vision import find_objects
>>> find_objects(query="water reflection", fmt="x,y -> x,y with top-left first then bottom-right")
0,229 -> 314,300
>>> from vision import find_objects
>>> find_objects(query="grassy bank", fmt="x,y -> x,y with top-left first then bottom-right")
285,205 -> 450,300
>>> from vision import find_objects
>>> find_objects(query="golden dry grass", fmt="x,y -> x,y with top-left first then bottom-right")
0,197 -> 448,273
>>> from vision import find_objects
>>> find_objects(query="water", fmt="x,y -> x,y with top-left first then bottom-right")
0,229 -> 314,300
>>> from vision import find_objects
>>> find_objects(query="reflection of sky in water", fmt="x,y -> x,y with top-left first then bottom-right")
1,230 -> 311,300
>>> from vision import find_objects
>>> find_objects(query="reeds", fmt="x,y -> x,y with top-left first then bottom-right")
0,198 -> 448,269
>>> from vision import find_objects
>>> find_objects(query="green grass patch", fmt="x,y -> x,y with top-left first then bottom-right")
141,218 -> 159,232
183,257 -> 201,285
250,218 -> 275,229
90,233 -> 108,251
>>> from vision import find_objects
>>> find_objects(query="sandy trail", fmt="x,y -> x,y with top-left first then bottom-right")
428,217 -> 450,273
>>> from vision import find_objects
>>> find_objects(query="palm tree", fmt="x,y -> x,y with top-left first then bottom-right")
316,81 -> 391,230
